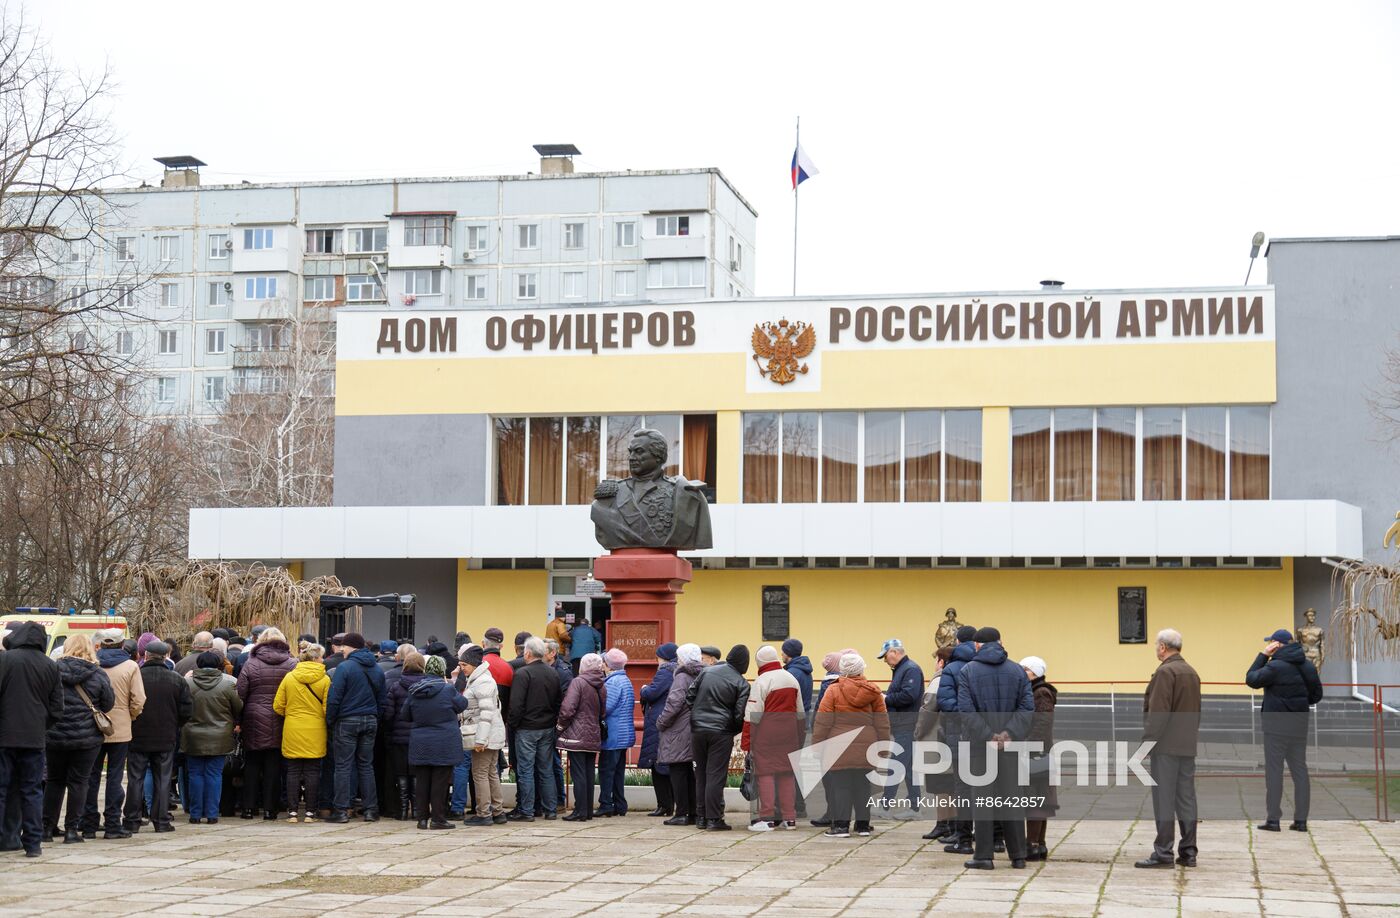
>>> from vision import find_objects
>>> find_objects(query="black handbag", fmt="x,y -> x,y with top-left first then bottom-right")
739,754 -> 756,801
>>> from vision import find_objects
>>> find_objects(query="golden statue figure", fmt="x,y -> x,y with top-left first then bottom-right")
1297,607 -> 1324,670
935,607 -> 961,649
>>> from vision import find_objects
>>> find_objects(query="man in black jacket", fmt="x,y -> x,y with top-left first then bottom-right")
123,642 -> 192,834
1246,628 -> 1323,832
0,622 -> 64,857
687,644 -> 751,831
506,637 -> 561,821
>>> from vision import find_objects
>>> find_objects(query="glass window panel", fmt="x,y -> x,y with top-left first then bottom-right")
1143,408 -> 1182,500
822,412 -> 858,503
494,417 -> 526,506
1096,408 -> 1136,501
781,412 -> 818,503
1012,408 -> 1051,502
527,416 -> 563,505
645,414 -> 682,477
945,410 -> 982,502
1053,408 -> 1093,501
606,415 -> 643,479
565,416 -> 601,505
742,412 -> 779,503
863,411 -> 901,502
904,409 -> 940,502
1185,406 -> 1226,500
1230,406 -> 1270,500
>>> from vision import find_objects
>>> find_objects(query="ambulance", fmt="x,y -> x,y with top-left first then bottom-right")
0,608 -> 129,656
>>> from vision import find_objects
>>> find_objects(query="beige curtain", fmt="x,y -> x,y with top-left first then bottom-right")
1053,408 -> 1093,501
683,414 -> 711,483
903,410 -> 940,502
743,413 -> 779,502
1143,408 -> 1181,500
782,413 -> 818,503
944,410 -> 982,502
1186,407 -> 1226,500
495,417 -> 526,506
528,417 -> 562,505
863,411 -> 901,502
606,415 -> 642,480
822,412 -> 858,503
1096,408 -> 1135,501
565,416 -> 601,505
1012,409 -> 1050,502
1229,406 -> 1270,500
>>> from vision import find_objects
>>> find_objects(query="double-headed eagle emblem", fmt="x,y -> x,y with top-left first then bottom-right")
751,319 -> 816,385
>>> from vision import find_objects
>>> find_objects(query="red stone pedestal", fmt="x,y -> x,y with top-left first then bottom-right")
595,547 -> 691,697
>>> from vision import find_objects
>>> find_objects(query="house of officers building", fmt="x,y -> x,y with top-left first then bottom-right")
191,253 -> 1400,693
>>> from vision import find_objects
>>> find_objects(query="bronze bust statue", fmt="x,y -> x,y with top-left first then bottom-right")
935,607 -> 961,649
1297,607 -> 1325,670
591,428 -> 713,551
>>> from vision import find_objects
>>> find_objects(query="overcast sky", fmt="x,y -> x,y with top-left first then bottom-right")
38,0 -> 1400,298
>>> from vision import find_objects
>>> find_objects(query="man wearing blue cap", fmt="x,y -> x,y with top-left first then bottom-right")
1246,628 -> 1322,832
879,637 -> 924,819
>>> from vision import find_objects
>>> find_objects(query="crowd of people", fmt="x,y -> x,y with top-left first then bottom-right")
0,613 -> 1322,870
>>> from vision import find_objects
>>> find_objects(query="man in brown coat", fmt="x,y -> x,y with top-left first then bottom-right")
1135,628 -> 1201,869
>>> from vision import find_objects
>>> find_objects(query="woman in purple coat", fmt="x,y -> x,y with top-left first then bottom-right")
236,627 -> 295,819
556,653 -> 607,821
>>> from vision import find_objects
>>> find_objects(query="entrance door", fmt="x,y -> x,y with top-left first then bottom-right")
548,572 -> 611,631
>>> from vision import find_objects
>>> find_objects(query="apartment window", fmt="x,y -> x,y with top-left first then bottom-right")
203,375 -> 226,403
646,259 -> 705,289
1230,406 -> 1270,500
304,276 -> 336,301
208,233 -> 229,259
305,228 -> 341,254
517,224 -> 538,249
655,215 -> 690,236
615,222 -> 636,247
402,269 -> 442,296
116,237 -> 135,262
348,226 -> 387,253
207,282 -> 229,306
346,274 -> 382,302
516,273 -> 536,300
246,324 -> 283,351
244,276 -> 278,300
157,330 -> 178,355
157,235 -> 180,262
562,272 -> 584,299
563,223 -> 585,249
242,228 -> 274,250
114,284 -> 134,309
403,216 -> 450,246
465,225 -> 488,252
206,328 -> 225,355
114,329 -> 134,356
156,377 -> 176,404
736,242 -> 743,269
613,270 -> 635,297
466,274 -> 488,301
235,368 -> 284,395
159,282 -> 181,308
1185,407 -> 1226,500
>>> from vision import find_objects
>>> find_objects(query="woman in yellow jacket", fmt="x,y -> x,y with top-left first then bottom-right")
273,643 -> 330,823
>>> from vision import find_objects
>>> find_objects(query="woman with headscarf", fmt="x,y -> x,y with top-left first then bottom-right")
183,651 -> 243,824
807,648 -> 854,828
556,652 -> 606,821
273,643 -> 329,823
235,626 -> 295,819
743,645 -> 804,831
1021,655 -> 1058,861
638,642 -> 678,817
812,652 -> 889,838
596,648 -> 636,817
385,652 -> 426,821
44,635 -> 115,843
656,643 -> 704,826
402,655 -> 468,829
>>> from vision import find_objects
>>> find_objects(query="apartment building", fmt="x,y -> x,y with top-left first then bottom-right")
65,147 -> 757,417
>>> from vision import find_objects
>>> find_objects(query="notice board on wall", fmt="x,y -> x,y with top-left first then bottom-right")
762,585 -> 790,641
1118,587 -> 1147,644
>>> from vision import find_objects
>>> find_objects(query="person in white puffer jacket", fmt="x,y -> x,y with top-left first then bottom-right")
457,644 -> 505,826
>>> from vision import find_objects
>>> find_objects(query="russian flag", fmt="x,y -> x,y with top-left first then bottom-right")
791,144 -> 819,189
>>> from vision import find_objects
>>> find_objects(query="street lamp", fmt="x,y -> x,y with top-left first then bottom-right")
1244,231 -> 1266,285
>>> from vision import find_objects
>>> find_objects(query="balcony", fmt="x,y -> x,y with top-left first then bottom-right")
231,346 -> 292,369
231,295 -> 292,322
641,233 -> 707,260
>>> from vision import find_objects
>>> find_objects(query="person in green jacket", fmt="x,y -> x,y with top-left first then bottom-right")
182,652 -> 243,824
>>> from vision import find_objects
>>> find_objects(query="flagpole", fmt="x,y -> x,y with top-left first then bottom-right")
793,115 -> 800,297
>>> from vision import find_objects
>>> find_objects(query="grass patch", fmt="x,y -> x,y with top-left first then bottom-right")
1348,774 -> 1400,813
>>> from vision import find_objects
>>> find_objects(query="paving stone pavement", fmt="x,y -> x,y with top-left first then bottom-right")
0,815 -> 1396,917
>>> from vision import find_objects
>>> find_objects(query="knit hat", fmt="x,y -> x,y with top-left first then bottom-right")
726,644 -> 750,676
973,626 -> 1001,643
424,655 -> 446,677
755,645 -> 779,665
136,632 -> 158,658
379,640 -> 398,654
656,642 -> 678,662
1020,656 -> 1047,679
821,647 -> 857,674
484,627 -> 505,644
459,644 -> 484,667
839,652 -> 866,677
955,625 -> 978,643
781,638 -> 803,658
604,648 -> 628,670
676,643 -> 701,666
342,632 -> 366,649
196,651 -> 224,670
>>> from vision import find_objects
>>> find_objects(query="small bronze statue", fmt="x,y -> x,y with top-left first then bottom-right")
591,428 -> 712,551
935,607 -> 961,649
1297,607 -> 1325,670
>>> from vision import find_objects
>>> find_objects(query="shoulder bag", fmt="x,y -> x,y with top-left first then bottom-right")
74,683 -> 115,737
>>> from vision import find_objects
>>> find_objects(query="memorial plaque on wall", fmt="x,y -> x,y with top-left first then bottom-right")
610,620 -> 660,661
762,586 -> 790,641
1118,587 -> 1147,644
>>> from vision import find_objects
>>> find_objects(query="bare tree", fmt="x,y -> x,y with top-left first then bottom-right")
200,300 -> 335,507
